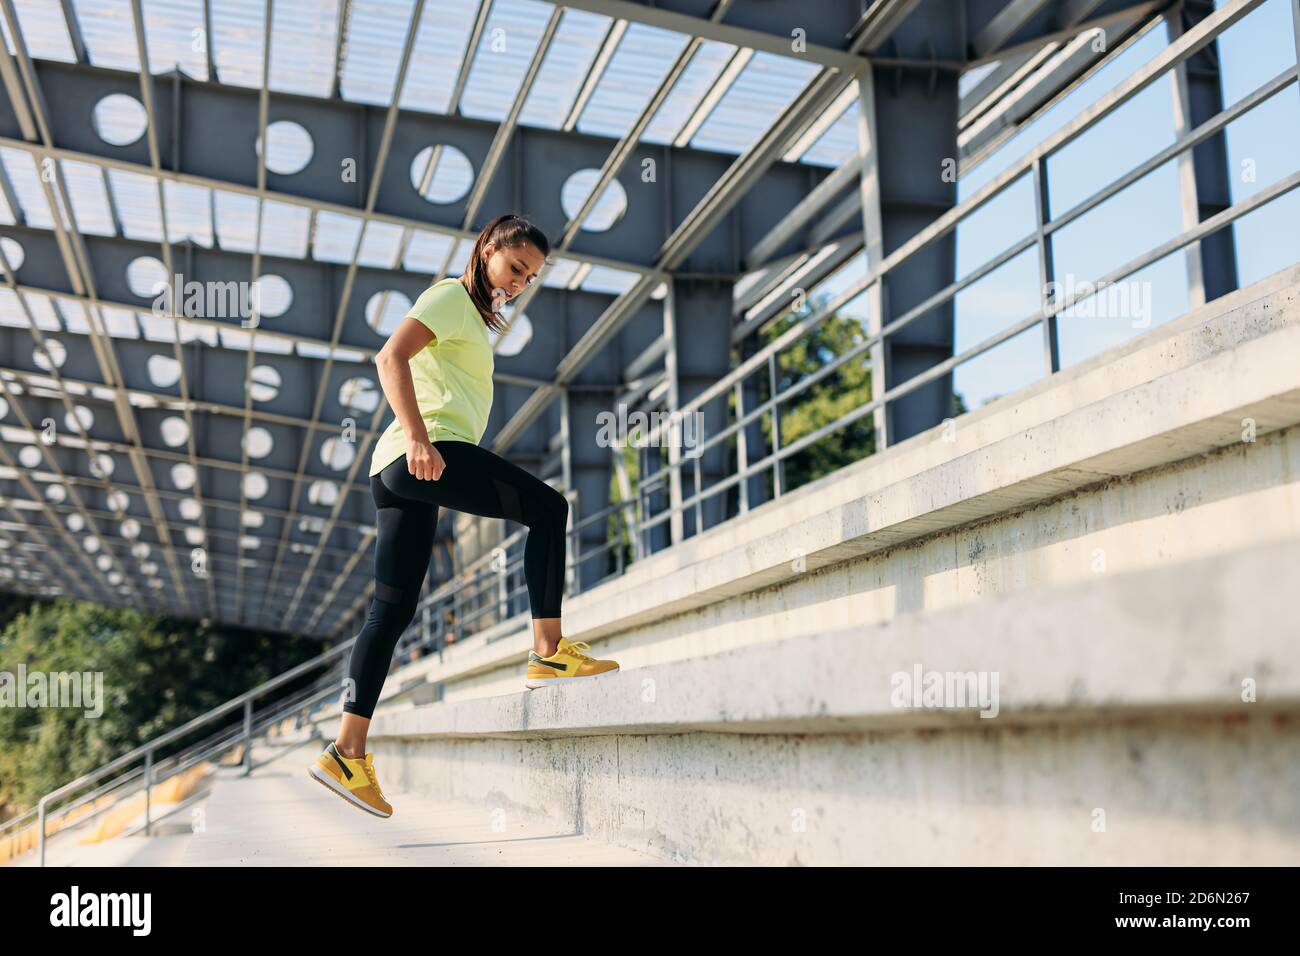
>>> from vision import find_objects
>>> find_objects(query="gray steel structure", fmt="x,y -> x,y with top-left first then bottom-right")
0,0 -> 1277,642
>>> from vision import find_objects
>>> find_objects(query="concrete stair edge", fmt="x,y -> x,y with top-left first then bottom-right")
364,536 -> 1300,741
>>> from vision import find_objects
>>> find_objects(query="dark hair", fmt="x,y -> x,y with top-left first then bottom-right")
461,213 -> 551,335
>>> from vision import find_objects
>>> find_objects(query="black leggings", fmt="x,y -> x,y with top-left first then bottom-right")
341,440 -> 570,719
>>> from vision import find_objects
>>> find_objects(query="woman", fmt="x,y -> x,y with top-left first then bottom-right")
309,213 -> 619,818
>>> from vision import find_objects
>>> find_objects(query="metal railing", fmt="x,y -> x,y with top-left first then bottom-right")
2,641 -> 349,866
598,0 -> 1299,554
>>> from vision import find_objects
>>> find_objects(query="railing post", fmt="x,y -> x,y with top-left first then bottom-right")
38,797 -> 46,867
143,749 -> 153,836
768,353 -> 784,498
614,507 -> 625,576
242,698 -> 253,776
451,586 -> 462,643
636,445 -> 648,556
567,492 -> 581,598
735,380 -> 749,515
497,553 -> 508,623
692,453 -> 703,534
1032,155 -> 1061,375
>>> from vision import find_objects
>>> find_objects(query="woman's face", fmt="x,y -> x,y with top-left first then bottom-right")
483,240 -> 545,306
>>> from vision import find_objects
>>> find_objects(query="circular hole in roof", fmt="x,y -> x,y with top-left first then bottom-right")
45,483 -> 67,504
107,571 -> 123,585
365,290 -> 412,338
307,480 -> 338,507
494,312 -> 532,356
242,510 -> 264,528
249,365 -> 281,402
338,377 -> 380,414
106,490 -> 129,511
298,516 -> 326,535
171,462 -> 197,489
184,527 -> 205,545
0,395 -> 7,420
179,498 -> 202,521
131,542 -> 150,559
67,513 -> 85,531
256,120 -> 314,175
0,237 -> 24,272
121,517 -> 141,539
244,427 -> 274,459
33,339 -> 67,370
160,416 -> 190,447
243,471 -> 269,500
320,437 -> 355,471
140,561 -> 158,575
92,93 -> 148,147
18,445 -> 42,468
240,535 -> 260,550
148,354 -> 182,388
410,144 -> 473,204
251,274 -> 292,319
560,169 -> 627,232
83,535 -> 100,553
90,453 -> 115,478
127,256 -> 168,298
95,553 -> 113,571
66,405 -> 94,433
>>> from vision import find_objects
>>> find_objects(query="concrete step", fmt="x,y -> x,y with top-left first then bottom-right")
362,539 -> 1300,865
179,739 -> 673,867
373,264 -> 1300,705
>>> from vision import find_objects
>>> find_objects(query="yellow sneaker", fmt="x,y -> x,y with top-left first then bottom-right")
524,637 -> 619,689
308,741 -> 393,818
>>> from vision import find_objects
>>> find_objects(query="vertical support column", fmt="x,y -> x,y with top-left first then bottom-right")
667,276 -> 733,537
1167,1 -> 1239,306
856,64 -> 960,445
561,386 -> 616,593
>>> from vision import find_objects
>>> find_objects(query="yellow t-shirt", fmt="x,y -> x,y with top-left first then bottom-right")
369,277 -> 494,476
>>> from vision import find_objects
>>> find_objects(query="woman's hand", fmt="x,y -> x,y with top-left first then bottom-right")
407,438 -> 445,480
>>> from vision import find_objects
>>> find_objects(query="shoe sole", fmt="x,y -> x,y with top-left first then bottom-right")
523,667 -> 619,690
308,764 -> 393,819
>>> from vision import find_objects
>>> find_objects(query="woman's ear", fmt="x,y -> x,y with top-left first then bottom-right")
482,240 -> 495,259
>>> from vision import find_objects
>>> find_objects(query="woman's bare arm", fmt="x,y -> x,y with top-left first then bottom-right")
375,316 -> 444,480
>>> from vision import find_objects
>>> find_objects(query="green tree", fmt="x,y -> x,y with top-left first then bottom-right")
597,293 -> 973,562
748,294 -> 877,494
0,598 -> 322,819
